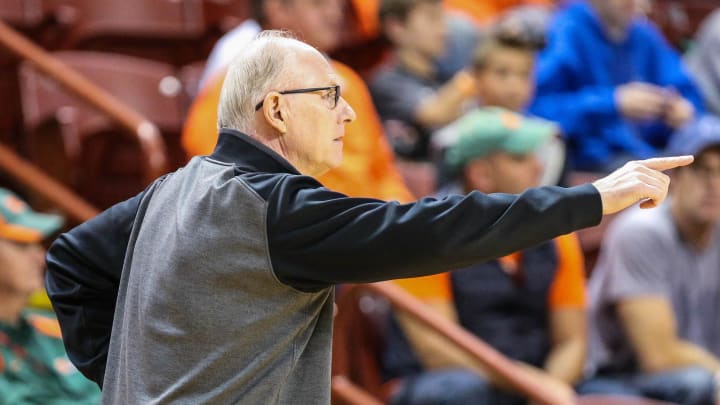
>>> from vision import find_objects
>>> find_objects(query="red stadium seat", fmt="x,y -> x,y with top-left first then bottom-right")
0,0 -> 52,146
203,0 -> 251,34
0,62 -> 22,147
19,51 -> 188,208
394,160 -> 437,198
649,0 -> 718,50
201,0 -> 252,57
45,0 -> 207,64
177,60 -> 207,103
332,287 -> 392,403
0,0 -> 46,29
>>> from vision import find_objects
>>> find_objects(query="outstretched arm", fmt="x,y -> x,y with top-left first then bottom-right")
263,156 -> 691,291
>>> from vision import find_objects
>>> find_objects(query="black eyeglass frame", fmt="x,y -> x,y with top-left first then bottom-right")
254,85 -> 340,111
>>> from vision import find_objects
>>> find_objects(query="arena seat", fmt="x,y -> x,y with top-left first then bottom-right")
45,0 -> 207,65
0,0 -> 52,146
177,60 -> 206,103
202,0 -> 251,34
19,51 -> 187,208
333,286 -> 391,403
0,0 -> 47,29
0,61 -> 22,147
650,0 -> 717,50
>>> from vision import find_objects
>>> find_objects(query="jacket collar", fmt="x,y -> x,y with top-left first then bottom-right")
209,128 -> 300,175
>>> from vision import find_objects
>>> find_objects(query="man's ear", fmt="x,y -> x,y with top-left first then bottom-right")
261,92 -> 288,134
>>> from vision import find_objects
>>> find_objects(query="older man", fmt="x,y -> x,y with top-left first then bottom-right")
183,0 -> 415,203
46,31 -> 690,404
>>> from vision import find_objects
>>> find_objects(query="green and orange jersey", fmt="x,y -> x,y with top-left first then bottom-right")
393,232 -> 586,310
0,310 -> 101,404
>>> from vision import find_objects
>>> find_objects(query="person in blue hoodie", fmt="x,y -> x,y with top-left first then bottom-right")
529,0 -> 704,172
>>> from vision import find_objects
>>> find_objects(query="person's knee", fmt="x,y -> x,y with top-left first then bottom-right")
671,367 -> 715,397
394,369 -> 491,405
644,367 -> 716,405
576,376 -> 640,396
438,369 -> 490,402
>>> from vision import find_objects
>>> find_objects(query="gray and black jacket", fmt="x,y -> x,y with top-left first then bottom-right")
45,129 -> 602,404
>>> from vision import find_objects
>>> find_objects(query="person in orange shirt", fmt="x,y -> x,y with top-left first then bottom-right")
348,0 -> 555,40
384,108 -> 586,405
183,0 -> 414,202
445,0 -> 555,26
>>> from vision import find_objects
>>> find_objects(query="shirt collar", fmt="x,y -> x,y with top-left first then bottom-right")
209,128 -> 301,175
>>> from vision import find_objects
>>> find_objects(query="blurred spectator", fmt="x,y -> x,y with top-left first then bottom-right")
472,30 -> 539,112
445,0 -> 555,26
348,0 -> 553,42
434,13 -> 482,84
685,9 -> 720,117
344,0 -> 481,83
347,0 -> 383,42
199,0 -> 343,90
183,0 -> 415,202
0,188 -> 100,403
371,0 -> 478,162
581,116 -> 720,405
384,108 -> 586,405
530,0 -> 704,172
434,28 -> 564,186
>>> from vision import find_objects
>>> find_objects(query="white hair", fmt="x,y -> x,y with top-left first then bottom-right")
217,30 -> 307,133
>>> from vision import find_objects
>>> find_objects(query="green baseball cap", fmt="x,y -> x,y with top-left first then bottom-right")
0,188 -> 63,243
445,107 -> 558,169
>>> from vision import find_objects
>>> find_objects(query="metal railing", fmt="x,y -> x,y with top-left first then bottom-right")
0,19 -> 167,185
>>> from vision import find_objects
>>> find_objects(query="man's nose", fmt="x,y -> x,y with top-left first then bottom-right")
339,97 -> 356,123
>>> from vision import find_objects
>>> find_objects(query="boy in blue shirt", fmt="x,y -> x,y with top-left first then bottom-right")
530,0 -> 703,172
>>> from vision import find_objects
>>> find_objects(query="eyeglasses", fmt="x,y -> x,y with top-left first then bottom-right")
255,85 -> 341,111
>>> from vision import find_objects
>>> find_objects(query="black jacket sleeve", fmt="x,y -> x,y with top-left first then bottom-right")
259,175 -> 602,292
45,191 -> 145,386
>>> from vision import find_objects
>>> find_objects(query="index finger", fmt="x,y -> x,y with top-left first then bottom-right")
638,155 -> 694,171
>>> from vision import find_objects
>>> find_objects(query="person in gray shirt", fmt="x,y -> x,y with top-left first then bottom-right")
370,0 -> 479,162
686,10 -> 720,117
582,115 -> 720,405
45,30 -> 691,405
